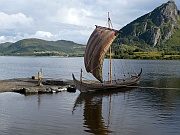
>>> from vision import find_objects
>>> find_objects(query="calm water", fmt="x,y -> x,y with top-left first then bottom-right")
0,56 -> 180,135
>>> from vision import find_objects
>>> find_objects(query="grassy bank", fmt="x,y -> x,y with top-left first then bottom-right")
113,52 -> 180,60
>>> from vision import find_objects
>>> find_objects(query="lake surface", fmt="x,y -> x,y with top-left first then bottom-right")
0,56 -> 180,135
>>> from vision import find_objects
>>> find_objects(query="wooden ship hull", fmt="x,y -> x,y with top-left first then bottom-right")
72,69 -> 142,92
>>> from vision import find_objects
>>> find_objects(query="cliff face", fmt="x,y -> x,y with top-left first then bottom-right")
151,1 -> 179,26
119,0 -> 180,47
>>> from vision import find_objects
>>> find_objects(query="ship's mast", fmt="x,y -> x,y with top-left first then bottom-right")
108,12 -> 112,84
108,13 -> 112,127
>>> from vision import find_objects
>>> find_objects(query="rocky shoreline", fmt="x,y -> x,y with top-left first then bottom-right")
0,78 -> 74,94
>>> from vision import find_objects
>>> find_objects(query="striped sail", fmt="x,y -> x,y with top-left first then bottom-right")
84,25 -> 119,82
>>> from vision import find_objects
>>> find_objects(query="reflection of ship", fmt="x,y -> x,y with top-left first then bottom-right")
73,87 -> 135,135
72,12 -> 142,92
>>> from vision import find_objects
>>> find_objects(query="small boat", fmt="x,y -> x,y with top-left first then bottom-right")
67,86 -> 76,92
72,12 -> 142,92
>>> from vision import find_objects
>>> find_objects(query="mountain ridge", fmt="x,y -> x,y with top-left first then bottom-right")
117,0 -> 180,51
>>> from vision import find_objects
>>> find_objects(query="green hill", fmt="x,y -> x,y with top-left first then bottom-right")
0,38 -> 85,56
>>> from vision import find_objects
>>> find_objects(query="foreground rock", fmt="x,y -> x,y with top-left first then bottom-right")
0,78 -> 74,94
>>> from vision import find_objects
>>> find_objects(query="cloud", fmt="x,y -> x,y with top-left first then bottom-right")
0,12 -> 33,29
0,36 -> 18,43
49,6 -> 95,28
35,31 -> 53,38
0,36 -> 6,43
0,0 -> 179,44
0,12 -> 34,43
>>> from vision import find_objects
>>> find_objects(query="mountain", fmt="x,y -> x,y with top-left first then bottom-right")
0,38 -> 85,56
117,0 -> 180,52
1,1 -> 179,57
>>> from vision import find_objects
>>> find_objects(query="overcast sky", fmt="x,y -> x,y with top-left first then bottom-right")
0,0 -> 179,44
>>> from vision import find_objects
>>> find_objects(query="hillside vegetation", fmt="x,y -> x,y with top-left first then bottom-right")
0,38 -> 85,56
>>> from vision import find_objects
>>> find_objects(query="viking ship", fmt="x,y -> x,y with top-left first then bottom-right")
72,12 -> 142,92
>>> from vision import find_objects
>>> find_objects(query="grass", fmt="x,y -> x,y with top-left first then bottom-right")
114,51 -> 180,60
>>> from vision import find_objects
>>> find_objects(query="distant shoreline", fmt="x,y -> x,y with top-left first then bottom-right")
0,54 -> 84,57
1,52 -> 180,60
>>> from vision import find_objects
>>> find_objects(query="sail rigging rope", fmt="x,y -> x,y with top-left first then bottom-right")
124,59 -> 129,76
81,68 -> 102,81
129,60 -> 138,75
120,59 -> 126,78
106,18 -> 113,29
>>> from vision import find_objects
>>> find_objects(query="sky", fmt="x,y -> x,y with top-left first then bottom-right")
0,0 -> 180,45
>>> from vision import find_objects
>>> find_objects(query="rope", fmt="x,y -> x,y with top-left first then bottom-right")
129,60 -> 138,75
120,59 -> 125,76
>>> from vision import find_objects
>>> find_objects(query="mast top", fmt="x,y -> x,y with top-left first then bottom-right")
108,12 -> 110,28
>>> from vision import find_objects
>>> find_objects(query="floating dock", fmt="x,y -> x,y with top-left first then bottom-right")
0,78 -> 74,94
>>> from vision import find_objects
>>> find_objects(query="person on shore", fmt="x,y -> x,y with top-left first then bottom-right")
38,69 -> 43,86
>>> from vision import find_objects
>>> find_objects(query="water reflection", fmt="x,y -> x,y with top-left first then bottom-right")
141,77 -> 180,114
73,77 -> 180,135
73,88 -> 135,135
